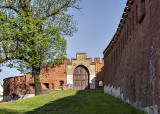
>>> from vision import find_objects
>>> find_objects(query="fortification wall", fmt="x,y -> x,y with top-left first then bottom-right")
103,0 -> 160,113
94,58 -> 104,89
3,75 -> 35,102
40,59 -> 70,90
3,59 -> 69,102
3,56 -> 104,102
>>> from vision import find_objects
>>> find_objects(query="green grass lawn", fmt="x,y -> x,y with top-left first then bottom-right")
0,90 -> 146,114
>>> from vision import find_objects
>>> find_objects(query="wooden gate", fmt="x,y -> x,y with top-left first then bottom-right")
73,66 -> 89,90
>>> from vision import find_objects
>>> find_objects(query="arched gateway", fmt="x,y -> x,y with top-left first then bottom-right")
73,65 -> 89,90
66,53 -> 97,90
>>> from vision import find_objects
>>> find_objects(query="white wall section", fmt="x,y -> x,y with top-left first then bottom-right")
3,94 -> 35,102
90,75 -> 96,89
104,85 -> 158,114
67,75 -> 73,89
0,85 -> 3,96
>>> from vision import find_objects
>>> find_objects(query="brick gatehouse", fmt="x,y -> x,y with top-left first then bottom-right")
3,53 -> 104,102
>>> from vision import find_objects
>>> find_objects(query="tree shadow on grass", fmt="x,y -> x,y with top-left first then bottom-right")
25,90 -> 145,114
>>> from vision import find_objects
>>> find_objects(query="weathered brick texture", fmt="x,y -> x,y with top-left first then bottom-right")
3,63 -> 68,96
40,63 -> 67,90
103,0 -> 160,113
94,58 -> 104,89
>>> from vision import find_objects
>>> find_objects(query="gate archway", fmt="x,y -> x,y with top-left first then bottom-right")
73,65 -> 89,90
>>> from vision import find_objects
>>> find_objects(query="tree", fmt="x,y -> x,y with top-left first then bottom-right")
0,0 -> 81,95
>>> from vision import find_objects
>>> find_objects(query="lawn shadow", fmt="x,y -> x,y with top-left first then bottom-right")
25,90 -> 145,114
25,90 -> 106,114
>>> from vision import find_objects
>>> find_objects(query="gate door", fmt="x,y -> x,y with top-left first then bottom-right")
73,66 -> 89,90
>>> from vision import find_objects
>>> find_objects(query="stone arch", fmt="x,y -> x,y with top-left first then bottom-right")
66,53 -> 96,90
73,65 -> 90,90
72,64 -> 91,75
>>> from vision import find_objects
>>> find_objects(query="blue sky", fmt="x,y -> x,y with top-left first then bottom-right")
0,0 -> 127,85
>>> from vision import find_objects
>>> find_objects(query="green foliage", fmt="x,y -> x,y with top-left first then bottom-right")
35,76 -> 41,83
0,0 -> 81,73
0,90 -> 146,114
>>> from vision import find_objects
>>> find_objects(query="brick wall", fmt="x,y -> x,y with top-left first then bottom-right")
3,61 -> 69,95
94,58 -> 104,89
3,57 -> 105,97
40,62 -> 68,90
103,0 -> 160,113
3,75 -> 35,95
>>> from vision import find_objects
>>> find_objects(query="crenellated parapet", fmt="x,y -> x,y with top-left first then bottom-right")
3,74 -> 35,96
103,0 -> 134,56
93,58 -> 104,64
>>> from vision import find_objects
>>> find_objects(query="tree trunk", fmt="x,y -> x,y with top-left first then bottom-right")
32,66 -> 42,95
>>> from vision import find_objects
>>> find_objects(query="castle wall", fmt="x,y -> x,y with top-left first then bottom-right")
40,60 -> 68,90
103,0 -> 160,113
3,53 -> 104,101
3,62 -> 68,102
94,58 -> 104,89
3,75 -> 35,102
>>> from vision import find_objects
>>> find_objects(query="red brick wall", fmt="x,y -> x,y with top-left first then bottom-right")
40,63 -> 68,90
3,75 -> 35,95
94,58 -> 104,89
3,59 -> 70,95
103,0 -> 160,109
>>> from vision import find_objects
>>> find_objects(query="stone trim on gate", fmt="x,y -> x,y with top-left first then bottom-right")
65,53 -> 97,89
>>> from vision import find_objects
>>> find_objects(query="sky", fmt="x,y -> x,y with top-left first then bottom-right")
0,0 -> 127,85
